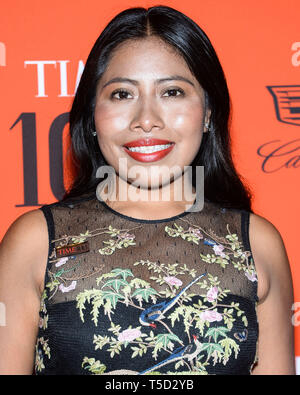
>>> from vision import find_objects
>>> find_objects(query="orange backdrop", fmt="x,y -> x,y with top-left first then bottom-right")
1,0 -> 299,369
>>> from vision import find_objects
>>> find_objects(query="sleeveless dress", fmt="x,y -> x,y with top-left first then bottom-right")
34,192 -> 259,375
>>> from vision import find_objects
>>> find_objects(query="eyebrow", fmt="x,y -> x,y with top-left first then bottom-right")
101,75 -> 195,89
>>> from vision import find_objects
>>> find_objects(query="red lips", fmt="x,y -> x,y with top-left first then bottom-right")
123,138 -> 175,163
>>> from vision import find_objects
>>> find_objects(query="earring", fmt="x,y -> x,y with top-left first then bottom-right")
91,130 -> 97,136
205,121 -> 212,132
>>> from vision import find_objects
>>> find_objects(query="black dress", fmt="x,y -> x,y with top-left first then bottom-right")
34,192 -> 259,375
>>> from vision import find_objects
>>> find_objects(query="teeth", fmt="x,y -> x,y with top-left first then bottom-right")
127,144 -> 172,153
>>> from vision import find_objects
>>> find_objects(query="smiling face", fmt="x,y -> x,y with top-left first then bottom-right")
94,36 -> 210,191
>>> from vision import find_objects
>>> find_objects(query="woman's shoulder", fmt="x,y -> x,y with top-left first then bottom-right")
1,208 -> 48,248
0,208 -> 49,296
248,211 -> 293,304
248,211 -> 289,265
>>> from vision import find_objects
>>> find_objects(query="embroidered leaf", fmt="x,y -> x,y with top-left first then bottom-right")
132,287 -> 158,303
150,275 -> 165,286
174,223 -> 184,232
215,257 -> 230,268
76,289 -> 103,323
102,278 -> 129,293
219,337 -> 240,364
121,285 -> 131,300
91,296 -> 104,326
179,264 -> 197,278
103,298 -> 113,321
119,239 -> 136,248
200,254 -> 213,264
225,233 -> 238,242
130,278 -> 151,289
145,330 -> 156,342
201,342 -> 224,360
131,344 -> 147,358
169,305 -> 186,326
102,290 -> 123,309
194,317 -> 206,336
96,272 -> 118,285
242,315 -> 248,327
111,268 -> 134,280
129,342 -> 148,358
205,326 -> 230,342
107,225 -> 121,236
107,341 -> 123,358
152,341 -> 164,360
93,335 -> 110,350
156,333 -> 181,349
139,343 -> 147,356
185,235 -> 200,244
223,315 -> 235,331
211,349 -> 224,366
71,231 -> 90,244
46,279 -> 60,292
82,357 -> 106,374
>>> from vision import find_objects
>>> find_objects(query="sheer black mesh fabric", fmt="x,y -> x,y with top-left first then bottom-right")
35,193 -> 259,375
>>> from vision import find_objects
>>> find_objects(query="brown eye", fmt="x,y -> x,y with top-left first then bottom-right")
162,88 -> 184,97
111,89 -> 132,100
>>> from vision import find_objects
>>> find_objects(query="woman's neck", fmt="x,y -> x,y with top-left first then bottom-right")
97,173 -> 196,220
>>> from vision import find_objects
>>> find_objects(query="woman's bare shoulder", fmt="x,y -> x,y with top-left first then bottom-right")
0,209 -> 50,373
1,209 -> 48,251
248,212 -> 295,374
248,211 -> 293,304
248,212 -> 289,265
0,209 -> 49,295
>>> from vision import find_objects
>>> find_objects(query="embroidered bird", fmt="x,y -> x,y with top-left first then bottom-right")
138,334 -> 202,374
139,272 -> 206,327
203,238 -> 216,246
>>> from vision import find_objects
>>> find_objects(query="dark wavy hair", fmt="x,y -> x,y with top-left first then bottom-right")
62,5 -> 253,211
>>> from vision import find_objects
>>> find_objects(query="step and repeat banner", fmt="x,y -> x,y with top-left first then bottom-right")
1,0 -> 299,372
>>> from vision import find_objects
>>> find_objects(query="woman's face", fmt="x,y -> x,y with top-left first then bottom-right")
94,36 -> 210,190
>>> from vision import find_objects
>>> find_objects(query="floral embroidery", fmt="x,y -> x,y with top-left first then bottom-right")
59,280 -> 77,293
35,207 -> 258,375
76,263 -> 248,374
82,357 -> 107,374
55,257 -> 69,267
199,310 -> 223,322
34,286 -> 51,373
43,225 -> 142,300
206,286 -> 218,302
98,226 -> 140,255
163,276 -> 183,287
165,219 -> 257,283
118,327 -> 143,342
35,337 -> 51,372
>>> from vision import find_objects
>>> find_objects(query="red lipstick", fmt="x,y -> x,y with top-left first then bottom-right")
123,138 -> 175,163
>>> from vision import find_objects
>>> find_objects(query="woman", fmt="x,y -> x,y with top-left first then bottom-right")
0,5 -> 295,375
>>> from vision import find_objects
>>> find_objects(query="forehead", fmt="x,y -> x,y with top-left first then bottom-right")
101,36 -> 196,82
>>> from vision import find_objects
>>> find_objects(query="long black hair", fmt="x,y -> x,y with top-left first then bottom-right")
62,5 -> 253,211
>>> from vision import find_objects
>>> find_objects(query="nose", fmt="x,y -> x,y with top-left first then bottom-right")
129,97 -> 164,133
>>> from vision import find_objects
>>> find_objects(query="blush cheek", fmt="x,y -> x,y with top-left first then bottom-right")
165,99 -> 204,133
171,112 -> 204,140
95,107 -> 130,137
167,108 -> 204,165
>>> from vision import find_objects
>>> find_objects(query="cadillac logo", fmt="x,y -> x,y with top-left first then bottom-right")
267,85 -> 300,126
